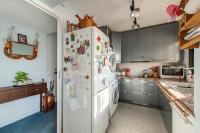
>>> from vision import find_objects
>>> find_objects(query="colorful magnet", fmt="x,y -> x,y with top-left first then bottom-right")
64,56 -> 72,63
97,36 -> 101,42
77,45 -> 86,55
71,33 -> 75,41
97,45 -> 100,51
66,38 -> 69,45
84,40 -> 90,48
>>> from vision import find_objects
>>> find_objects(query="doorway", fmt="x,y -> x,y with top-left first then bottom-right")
0,0 -> 59,132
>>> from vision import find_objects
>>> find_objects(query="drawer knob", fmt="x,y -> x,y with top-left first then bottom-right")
36,89 -> 39,91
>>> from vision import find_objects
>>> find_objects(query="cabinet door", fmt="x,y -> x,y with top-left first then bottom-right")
163,23 -> 180,61
112,32 -> 121,62
121,31 -> 130,62
130,28 -> 150,61
151,25 -> 165,61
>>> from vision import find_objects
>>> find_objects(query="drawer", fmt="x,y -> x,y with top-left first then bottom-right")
26,86 -> 47,96
0,88 -> 26,104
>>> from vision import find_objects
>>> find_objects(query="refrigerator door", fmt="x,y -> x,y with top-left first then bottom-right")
92,87 -> 109,133
63,27 -> 92,133
92,27 -> 113,94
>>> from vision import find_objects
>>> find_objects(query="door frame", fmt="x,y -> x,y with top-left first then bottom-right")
25,1 -> 63,133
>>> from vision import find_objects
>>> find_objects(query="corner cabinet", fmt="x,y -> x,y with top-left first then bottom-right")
121,22 -> 180,62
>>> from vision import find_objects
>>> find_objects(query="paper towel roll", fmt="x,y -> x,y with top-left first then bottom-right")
184,0 -> 200,14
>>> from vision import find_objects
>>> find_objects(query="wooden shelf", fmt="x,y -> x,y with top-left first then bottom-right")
180,35 -> 200,49
180,10 -> 200,31
178,0 -> 200,49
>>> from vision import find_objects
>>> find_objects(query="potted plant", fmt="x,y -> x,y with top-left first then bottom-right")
13,71 -> 32,86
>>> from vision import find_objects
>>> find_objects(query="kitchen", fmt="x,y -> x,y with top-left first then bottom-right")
0,0 -> 200,133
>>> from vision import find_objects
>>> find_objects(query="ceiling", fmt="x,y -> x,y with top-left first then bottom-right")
43,0 -> 180,32
67,0 -> 181,32
0,0 -> 57,34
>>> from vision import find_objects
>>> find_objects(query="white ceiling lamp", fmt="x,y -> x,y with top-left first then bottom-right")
132,18 -> 140,29
130,0 -> 140,18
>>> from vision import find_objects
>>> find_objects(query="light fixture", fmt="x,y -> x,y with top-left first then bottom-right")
130,0 -> 140,18
132,18 -> 140,29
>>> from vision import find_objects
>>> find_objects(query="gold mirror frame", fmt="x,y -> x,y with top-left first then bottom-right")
4,41 -> 38,60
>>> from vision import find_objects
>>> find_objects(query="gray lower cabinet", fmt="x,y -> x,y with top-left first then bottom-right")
119,78 -> 159,106
112,32 -> 121,62
119,77 -> 172,133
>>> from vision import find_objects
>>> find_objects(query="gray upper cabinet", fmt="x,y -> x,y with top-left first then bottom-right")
112,32 -> 121,62
151,25 -> 165,61
130,28 -> 150,61
162,23 -> 179,61
121,22 -> 180,62
121,31 -> 130,62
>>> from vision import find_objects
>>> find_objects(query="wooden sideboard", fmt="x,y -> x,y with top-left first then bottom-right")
0,82 -> 47,112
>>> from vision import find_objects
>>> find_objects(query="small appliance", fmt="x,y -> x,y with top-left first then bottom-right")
160,65 -> 184,79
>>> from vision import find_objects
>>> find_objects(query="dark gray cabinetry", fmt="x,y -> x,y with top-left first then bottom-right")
112,32 -> 121,62
119,77 -> 172,133
121,22 -> 180,62
158,88 -> 172,133
150,25 -> 165,61
121,31 -> 130,62
119,78 -> 160,106
162,23 -> 179,61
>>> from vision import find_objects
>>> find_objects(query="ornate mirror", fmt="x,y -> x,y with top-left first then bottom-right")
4,41 -> 38,60
4,26 -> 39,60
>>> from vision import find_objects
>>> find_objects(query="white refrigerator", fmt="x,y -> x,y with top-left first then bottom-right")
63,27 -> 112,133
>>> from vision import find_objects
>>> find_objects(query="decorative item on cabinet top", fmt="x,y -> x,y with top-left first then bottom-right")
76,14 -> 97,29
4,26 -> 39,60
66,14 -> 97,33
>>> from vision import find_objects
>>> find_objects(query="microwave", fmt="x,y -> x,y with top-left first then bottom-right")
160,65 -> 184,78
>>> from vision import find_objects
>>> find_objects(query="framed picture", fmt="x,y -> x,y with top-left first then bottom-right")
18,34 -> 27,44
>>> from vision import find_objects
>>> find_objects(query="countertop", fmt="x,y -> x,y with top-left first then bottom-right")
155,78 -> 194,117
117,75 -> 194,117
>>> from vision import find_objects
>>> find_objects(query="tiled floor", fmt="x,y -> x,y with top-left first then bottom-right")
107,102 -> 168,133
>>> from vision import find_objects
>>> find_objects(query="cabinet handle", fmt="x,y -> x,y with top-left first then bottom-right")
35,88 -> 39,91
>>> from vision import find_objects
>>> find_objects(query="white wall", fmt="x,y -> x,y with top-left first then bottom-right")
120,62 -> 180,77
0,19 -> 54,127
194,46 -> 200,133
